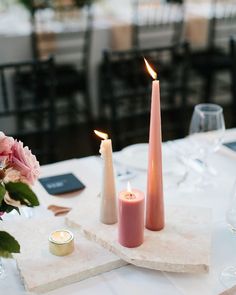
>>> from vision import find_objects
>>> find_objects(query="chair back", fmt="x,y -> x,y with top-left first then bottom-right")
132,0 -> 184,49
0,57 -> 56,164
208,0 -> 236,51
99,42 -> 190,150
29,1 -> 94,131
30,0 -> 93,71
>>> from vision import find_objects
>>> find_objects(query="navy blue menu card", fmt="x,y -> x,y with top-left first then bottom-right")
39,173 -> 85,195
223,141 -> 236,152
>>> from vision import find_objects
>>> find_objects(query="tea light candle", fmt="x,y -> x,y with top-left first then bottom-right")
49,230 -> 74,256
118,182 -> 144,248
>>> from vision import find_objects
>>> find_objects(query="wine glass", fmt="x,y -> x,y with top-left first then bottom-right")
220,181 -> 236,288
165,139 -> 204,190
188,103 -> 225,187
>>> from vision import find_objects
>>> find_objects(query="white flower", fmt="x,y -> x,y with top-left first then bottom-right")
4,192 -> 21,208
4,168 -> 21,183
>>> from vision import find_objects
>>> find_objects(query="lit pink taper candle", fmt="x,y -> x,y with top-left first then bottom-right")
144,58 -> 165,231
118,182 -> 144,248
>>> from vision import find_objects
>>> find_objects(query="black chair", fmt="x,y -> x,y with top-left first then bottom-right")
132,0 -> 184,49
0,57 -> 56,164
190,0 -> 236,103
29,0 -> 93,127
99,42 -> 190,150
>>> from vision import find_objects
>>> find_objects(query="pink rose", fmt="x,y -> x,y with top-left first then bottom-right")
0,132 -> 14,162
10,141 -> 40,185
0,212 -> 4,217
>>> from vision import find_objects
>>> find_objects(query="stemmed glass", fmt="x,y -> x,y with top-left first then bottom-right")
166,139 -> 203,190
220,181 -> 236,288
188,103 -> 225,187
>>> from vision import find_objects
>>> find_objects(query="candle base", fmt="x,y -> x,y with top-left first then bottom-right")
100,216 -> 117,225
145,198 -> 165,231
100,197 -> 117,225
145,223 -> 164,232
118,238 -> 143,248
49,241 -> 74,256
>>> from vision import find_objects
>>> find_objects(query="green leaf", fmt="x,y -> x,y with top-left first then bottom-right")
0,184 -> 6,205
0,231 -> 20,255
0,200 -> 20,214
5,182 -> 39,207
0,249 -> 13,258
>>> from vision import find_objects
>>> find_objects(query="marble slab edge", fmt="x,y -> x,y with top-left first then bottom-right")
67,217 -> 208,274
219,284 -> 236,295
66,205 -> 212,274
17,258 -> 127,294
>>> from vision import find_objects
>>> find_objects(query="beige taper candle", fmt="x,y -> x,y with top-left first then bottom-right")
95,130 -> 117,224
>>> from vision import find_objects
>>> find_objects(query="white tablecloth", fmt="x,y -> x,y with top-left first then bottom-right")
1,129 -> 236,294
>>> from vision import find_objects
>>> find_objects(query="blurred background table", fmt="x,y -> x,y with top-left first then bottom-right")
0,0 -> 236,164
1,0 -> 236,114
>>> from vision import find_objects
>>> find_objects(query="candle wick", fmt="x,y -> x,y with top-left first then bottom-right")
126,193 -> 136,200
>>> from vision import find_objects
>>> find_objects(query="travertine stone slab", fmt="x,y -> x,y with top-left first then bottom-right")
66,197 -> 212,274
219,285 -> 236,295
2,217 -> 126,293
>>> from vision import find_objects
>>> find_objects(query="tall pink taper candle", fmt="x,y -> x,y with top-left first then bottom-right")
94,130 -> 117,225
144,59 -> 164,231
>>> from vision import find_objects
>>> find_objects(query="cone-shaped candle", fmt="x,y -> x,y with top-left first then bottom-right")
144,58 -> 165,231
94,130 -> 117,224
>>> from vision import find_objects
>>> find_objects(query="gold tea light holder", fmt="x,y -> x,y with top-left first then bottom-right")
49,229 -> 74,256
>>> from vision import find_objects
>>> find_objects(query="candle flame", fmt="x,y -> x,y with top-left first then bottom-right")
144,58 -> 157,80
94,130 -> 108,140
127,181 -> 132,193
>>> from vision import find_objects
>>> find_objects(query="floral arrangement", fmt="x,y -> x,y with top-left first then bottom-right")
0,132 -> 40,258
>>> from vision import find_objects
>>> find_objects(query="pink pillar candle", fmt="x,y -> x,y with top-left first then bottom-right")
146,79 -> 165,231
118,189 -> 144,248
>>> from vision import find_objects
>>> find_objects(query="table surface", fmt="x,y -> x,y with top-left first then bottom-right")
1,129 -> 236,295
